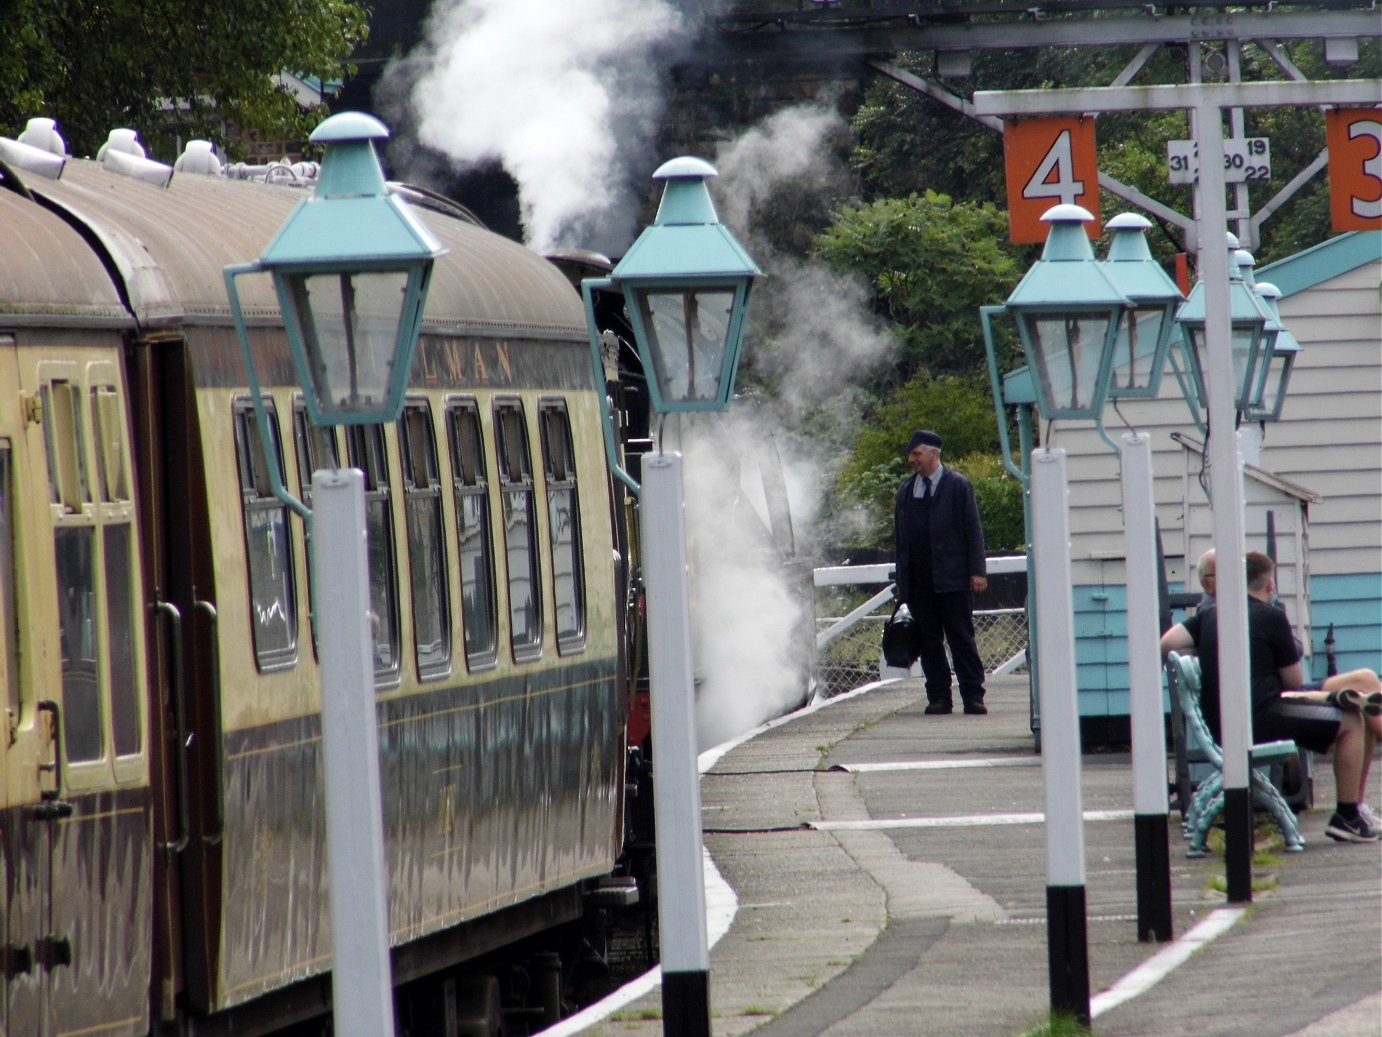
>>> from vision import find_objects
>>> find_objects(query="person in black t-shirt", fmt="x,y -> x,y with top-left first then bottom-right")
1162,551 -> 1382,843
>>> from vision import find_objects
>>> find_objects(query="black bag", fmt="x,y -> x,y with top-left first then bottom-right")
881,602 -> 919,668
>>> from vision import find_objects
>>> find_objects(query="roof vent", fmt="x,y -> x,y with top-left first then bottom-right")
225,158 -> 319,186
99,128 -> 173,188
0,116 -> 68,180
174,139 -> 223,176
18,117 -> 67,156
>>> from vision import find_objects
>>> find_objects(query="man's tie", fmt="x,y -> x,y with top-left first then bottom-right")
922,475 -> 932,499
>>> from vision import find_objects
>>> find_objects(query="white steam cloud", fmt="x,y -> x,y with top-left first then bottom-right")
398,5 -> 899,740
405,0 -> 687,253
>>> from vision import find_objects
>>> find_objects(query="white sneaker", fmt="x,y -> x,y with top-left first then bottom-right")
1359,803 -> 1381,830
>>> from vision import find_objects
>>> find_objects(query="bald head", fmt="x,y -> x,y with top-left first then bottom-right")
1197,549 -> 1216,598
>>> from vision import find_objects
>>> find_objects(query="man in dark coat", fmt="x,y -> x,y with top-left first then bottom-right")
893,430 -> 989,714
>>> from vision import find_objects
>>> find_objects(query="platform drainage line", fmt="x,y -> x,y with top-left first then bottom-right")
1090,906 -> 1248,1018
810,809 -> 1134,831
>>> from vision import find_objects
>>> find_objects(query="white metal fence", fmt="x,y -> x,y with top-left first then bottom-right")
814,557 -> 1029,698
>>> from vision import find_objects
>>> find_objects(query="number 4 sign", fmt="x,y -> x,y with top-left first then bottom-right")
1003,116 -> 1101,243
1325,108 -> 1382,232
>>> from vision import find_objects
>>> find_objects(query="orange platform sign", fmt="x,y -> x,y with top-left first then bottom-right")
1002,117 -> 1101,244
1325,108 -> 1382,232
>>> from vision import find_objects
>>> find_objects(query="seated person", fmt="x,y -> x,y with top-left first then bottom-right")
1194,547 -> 1217,613
1161,550 -> 1382,843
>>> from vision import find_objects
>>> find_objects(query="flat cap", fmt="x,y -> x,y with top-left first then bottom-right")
907,430 -> 942,451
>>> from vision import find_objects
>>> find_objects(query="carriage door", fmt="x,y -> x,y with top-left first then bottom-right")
14,358 -> 153,1037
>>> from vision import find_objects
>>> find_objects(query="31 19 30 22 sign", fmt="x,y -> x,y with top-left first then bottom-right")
1325,108 -> 1382,232
1002,116 -> 1101,244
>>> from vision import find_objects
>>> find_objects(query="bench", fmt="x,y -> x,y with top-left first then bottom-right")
1164,652 -> 1306,855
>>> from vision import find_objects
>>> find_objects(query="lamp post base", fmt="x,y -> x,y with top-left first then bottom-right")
1134,812 -> 1174,942
663,969 -> 711,1037
1225,785 -> 1254,903
1047,884 -> 1090,1027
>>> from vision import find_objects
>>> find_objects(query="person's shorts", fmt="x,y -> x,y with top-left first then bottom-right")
1254,698 -> 1339,754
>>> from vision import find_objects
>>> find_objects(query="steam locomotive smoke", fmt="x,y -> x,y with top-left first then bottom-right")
403,0 -> 894,745
686,104 -> 897,749
403,0 -> 686,254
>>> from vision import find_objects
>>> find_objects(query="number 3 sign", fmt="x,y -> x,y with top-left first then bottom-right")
1003,116 -> 1101,243
1326,109 -> 1382,232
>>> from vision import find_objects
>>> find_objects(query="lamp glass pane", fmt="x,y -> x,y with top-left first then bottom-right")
1251,351 -> 1292,420
1229,324 -> 1259,408
1107,304 -> 1167,394
1023,310 -> 1113,414
283,269 -> 409,418
633,287 -> 735,404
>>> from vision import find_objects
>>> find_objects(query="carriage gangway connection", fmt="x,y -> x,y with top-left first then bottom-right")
551,673 -> 1381,1037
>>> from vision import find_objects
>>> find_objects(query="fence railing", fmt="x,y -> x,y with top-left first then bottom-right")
814,556 -> 1029,698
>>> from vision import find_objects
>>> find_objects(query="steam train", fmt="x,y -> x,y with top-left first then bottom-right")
0,132 -> 661,1035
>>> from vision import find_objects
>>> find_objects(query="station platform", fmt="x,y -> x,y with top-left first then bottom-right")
572,674 -> 1381,1037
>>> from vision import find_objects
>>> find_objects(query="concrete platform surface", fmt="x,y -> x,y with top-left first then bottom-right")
578,674 -> 1382,1037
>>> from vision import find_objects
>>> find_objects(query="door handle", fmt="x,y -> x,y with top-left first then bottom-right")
36,699 -> 63,800
2,944 -> 32,978
25,799 -> 73,821
35,935 -> 72,969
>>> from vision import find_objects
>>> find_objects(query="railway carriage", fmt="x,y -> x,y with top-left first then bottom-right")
0,143 -> 631,1035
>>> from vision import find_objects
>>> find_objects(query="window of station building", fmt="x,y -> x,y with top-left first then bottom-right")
346,423 -> 401,685
232,398 -> 298,672
538,399 -> 585,652
0,443 -> 18,737
446,400 -> 498,669
493,399 -> 542,660
399,400 -> 451,680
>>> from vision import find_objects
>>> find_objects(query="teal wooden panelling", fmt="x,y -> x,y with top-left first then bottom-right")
1306,572 -> 1382,679
1066,571 -> 1382,714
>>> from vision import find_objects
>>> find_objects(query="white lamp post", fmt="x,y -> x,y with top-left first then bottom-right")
225,112 -> 445,1037
582,157 -> 760,1037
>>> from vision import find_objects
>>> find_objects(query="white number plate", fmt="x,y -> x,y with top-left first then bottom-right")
1167,138 -> 1271,185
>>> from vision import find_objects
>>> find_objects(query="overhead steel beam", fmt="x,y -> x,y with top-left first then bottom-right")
702,10 -> 1380,62
971,78 -> 1382,114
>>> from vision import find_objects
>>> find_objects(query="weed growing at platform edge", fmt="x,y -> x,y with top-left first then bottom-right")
1202,825 -> 1285,893
610,1008 -> 661,1022
1016,1011 -> 1092,1037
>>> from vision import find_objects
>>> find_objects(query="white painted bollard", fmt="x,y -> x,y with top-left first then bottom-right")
640,452 -> 711,1037
314,469 -> 396,1036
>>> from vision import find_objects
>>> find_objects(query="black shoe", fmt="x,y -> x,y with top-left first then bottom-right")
963,702 -> 988,715
924,703 -> 953,715
1324,812 -> 1380,843
1325,688 -> 1382,717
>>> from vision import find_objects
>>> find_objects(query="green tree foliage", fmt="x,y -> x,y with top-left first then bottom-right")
0,0 -> 369,160
822,374 -> 1024,552
813,191 -> 1024,384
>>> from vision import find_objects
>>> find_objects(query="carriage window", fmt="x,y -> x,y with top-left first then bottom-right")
539,400 -> 585,652
0,444 -> 18,733
347,424 -> 401,685
399,401 -> 450,680
54,524 -> 101,761
41,381 -> 89,511
91,385 -> 130,502
292,399 -> 341,509
494,400 -> 542,659
232,399 -> 298,671
292,400 -> 341,657
105,523 -> 140,756
447,401 -> 498,668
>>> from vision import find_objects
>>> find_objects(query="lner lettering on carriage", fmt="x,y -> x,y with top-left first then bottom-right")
414,337 -> 516,387
413,335 -> 590,390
